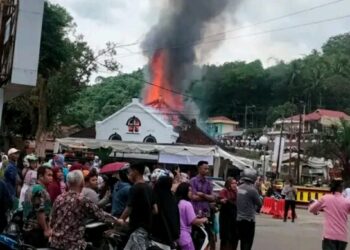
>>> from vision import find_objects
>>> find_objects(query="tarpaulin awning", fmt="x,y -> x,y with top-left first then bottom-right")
55,137 -> 253,170
159,153 -> 213,165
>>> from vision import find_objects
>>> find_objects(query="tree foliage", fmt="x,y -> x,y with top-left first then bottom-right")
62,70 -> 144,128
3,0 -> 350,145
307,121 -> 350,180
190,33 -> 350,127
2,2 -> 119,141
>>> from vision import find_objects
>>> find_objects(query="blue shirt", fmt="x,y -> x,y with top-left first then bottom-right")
4,161 -> 18,198
112,181 -> 131,217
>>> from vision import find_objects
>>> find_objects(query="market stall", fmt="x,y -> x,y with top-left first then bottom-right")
55,137 -> 254,177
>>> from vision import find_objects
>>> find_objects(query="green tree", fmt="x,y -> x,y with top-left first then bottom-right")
2,2 -> 119,149
189,32 -> 350,128
307,121 -> 350,180
266,102 -> 297,126
62,70 -> 144,128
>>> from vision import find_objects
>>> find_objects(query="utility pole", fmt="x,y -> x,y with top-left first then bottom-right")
289,116 -> 293,177
296,101 -> 304,184
276,120 -> 284,179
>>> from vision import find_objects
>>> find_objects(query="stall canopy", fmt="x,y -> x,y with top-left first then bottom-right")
55,137 -> 252,169
159,153 -> 213,165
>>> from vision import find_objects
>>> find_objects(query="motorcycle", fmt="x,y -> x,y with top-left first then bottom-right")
84,220 -> 129,250
192,225 -> 209,250
0,210 -> 42,250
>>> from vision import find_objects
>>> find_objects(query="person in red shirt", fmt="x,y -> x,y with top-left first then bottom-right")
47,167 -> 64,202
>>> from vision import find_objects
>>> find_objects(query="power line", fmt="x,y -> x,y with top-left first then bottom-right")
116,0 -> 346,58
124,14 -> 350,102
202,0 -> 345,40
195,14 -> 350,48
126,74 -> 205,102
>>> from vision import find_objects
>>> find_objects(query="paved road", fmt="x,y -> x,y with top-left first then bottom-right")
217,209 -> 350,250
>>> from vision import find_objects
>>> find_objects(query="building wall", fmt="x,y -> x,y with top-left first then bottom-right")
95,102 -> 178,143
221,124 -> 235,134
207,123 -> 236,137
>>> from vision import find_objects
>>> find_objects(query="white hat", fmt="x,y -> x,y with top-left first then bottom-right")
8,148 -> 19,156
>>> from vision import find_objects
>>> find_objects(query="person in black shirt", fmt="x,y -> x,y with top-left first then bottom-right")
118,163 -> 157,250
151,174 -> 180,248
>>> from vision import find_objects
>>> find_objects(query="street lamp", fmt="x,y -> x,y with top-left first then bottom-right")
259,135 -> 269,178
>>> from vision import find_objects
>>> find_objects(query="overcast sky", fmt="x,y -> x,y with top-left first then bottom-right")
51,0 -> 350,81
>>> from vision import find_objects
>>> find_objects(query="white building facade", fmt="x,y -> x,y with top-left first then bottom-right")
95,98 -> 179,143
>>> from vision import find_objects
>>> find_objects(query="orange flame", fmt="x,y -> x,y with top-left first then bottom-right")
143,50 -> 184,113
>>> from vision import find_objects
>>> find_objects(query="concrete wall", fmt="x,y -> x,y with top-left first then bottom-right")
207,123 -> 236,137
96,99 -> 178,143
221,124 -> 235,134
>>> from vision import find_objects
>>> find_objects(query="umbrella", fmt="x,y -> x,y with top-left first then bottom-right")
100,162 -> 129,174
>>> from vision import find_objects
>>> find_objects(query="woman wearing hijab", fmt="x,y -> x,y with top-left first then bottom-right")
19,154 -> 38,207
219,177 -> 238,250
47,166 -> 65,202
53,154 -> 68,181
151,170 -> 180,249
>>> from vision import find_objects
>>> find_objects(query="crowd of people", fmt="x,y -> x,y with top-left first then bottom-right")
0,147 -> 268,250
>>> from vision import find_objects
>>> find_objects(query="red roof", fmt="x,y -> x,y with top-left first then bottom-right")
285,109 -> 349,122
208,116 -> 233,121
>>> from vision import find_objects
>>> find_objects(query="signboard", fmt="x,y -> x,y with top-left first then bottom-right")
11,0 -> 44,87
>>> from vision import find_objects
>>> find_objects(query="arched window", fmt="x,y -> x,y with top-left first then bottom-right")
143,134 -> 157,143
126,116 -> 141,133
108,133 -> 122,141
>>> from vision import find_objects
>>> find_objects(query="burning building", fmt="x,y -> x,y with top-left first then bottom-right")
141,0 -> 241,130
74,0 -> 243,146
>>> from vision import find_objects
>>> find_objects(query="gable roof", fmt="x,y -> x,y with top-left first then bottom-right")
275,109 -> 350,124
96,98 -> 174,129
207,116 -> 239,125
70,127 -> 96,139
145,98 -> 216,145
177,120 -> 216,145
305,109 -> 349,121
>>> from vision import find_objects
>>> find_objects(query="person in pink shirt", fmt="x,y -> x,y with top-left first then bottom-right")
309,179 -> 350,250
175,183 -> 208,250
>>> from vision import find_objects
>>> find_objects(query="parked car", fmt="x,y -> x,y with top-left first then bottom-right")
207,177 -> 225,196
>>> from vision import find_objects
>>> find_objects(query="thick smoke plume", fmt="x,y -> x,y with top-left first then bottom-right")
142,0 -> 241,94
